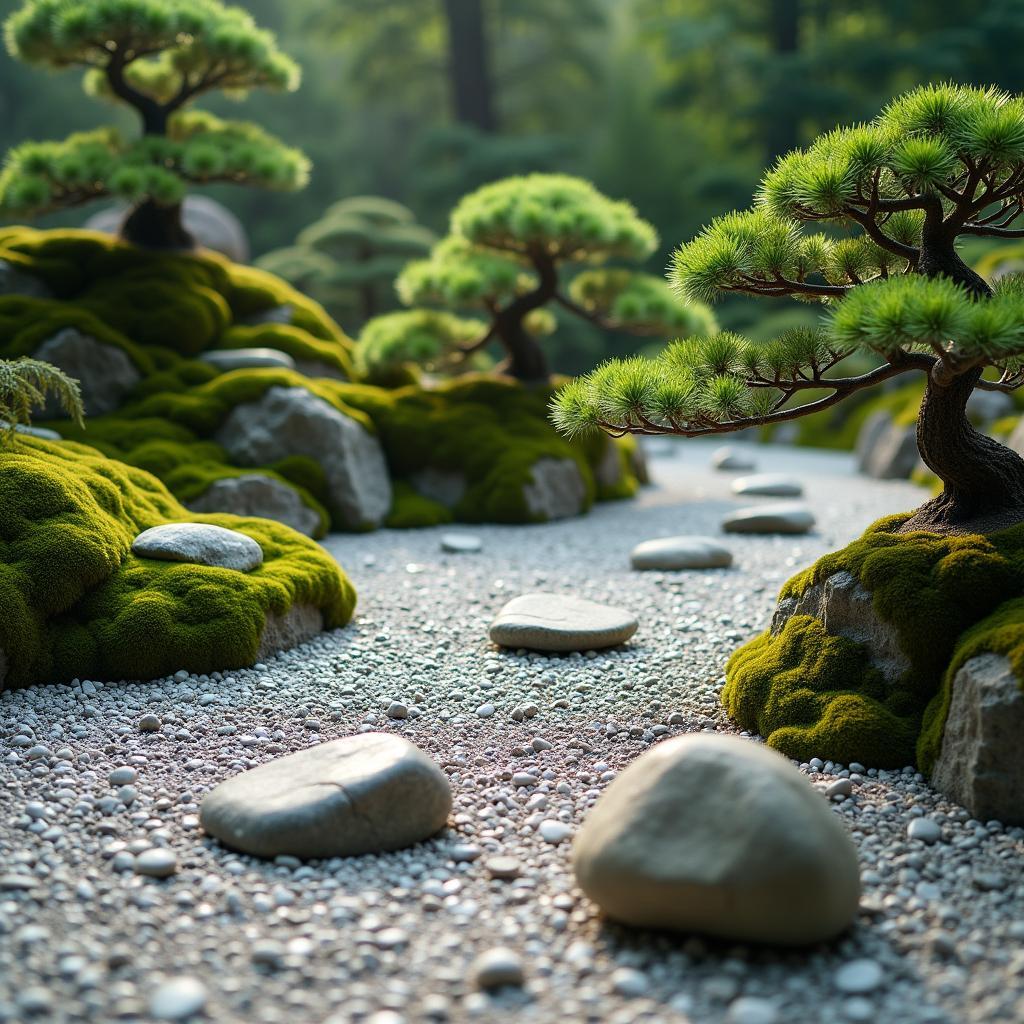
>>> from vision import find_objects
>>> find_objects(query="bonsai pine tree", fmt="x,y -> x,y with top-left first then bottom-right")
555,84 -> 1024,536
1,0 -> 307,249
0,358 -> 84,443
395,174 -> 717,383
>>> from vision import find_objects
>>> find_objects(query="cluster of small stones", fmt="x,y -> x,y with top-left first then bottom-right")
1,442 -> 1022,1023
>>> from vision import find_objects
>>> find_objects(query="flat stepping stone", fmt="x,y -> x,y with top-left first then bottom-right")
200,734 -> 451,859
441,532 -> 483,553
489,593 -> 637,652
200,348 -> 296,371
731,473 -> 804,497
712,446 -> 756,471
132,523 -> 263,572
722,502 -> 815,535
631,536 -> 733,571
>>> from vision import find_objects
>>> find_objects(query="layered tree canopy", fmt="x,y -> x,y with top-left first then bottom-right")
555,84 -> 1024,439
380,173 -> 713,382
0,0 -> 306,239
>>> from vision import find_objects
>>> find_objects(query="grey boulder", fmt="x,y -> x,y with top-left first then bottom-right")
931,653 -> 1024,825
770,570 -> 909,684
200,733 -> 452,858
630,536 -> 733,571
0,259 -> 51,298
200,348 -> 295,372
523,458 -> 587,521
572,734 -> 861,945
490,593 -> 638,652
731,473 -> 804,497
722,502 -> 815,535
187,474 -> 321,538
856,411 -> 920,480
33,327 -> 141,417
712,446 -> 756,472
132,523 -> 263,572
216,385 -> 391,530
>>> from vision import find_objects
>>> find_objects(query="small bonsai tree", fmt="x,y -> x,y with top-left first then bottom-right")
555,84 -> 1024,536
394,174 -> 717,383
1,0 -> 307,249
257,196 -> 436,330
0,358 -> 84,442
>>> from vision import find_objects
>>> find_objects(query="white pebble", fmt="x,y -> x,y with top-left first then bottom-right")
149,977 -> 207,1020
834,959 -> 884,994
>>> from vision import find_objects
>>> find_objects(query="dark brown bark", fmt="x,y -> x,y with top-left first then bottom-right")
493,253 -> 558,383
898,213 -> 1024,534
119,200 -> 195,251
442,0 -> 498,133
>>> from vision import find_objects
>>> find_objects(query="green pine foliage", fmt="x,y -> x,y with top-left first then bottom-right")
0,357 -> 83,442
553,84 -> 1024,439
1,0 -> 306,228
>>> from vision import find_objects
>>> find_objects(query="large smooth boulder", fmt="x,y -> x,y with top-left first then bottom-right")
523,458 -> 587,521
86,196 -> 250,263
186,474 -> 321,538
33,328 -> 141,417
966,389 -> 1013,425
770,570 -> 909,684
856,411 -> 919,480
489,593 -> 638,652
200,348 -> 295,372
132,523 -> 264,572
572,734 -> 861,945
0,259 -> 51,298
731,474 -> 803,498
200,734 -> 452,858
216,386 -> 391,530
712,446 -> 756,472
931,653 -> 1024,825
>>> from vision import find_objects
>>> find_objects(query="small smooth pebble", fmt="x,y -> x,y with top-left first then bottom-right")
539,820 -> 572,844
149,976 -> 208,1020
441,532 -> 482,553
728,996 -> 780,1024
834,959 -> 884,994
471,947 -> 524,989
134,848 -> 178,878
108,766 -> 137,786
907,817 -> 941,844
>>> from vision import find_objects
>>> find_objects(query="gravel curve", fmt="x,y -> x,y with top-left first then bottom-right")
1,439 -> 1022,1024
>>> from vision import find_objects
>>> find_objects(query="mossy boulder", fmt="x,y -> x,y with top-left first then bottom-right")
723,514 -> 1024,771
0,435 -> 355,691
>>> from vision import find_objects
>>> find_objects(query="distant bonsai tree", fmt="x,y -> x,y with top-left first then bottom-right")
257,196 -> 436,330
0,358 -> 83,443
555,84 -> 1024,536
1,0 -> 307,250
395,174 -> 717,383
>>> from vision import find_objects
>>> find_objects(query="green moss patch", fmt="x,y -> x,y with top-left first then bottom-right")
0,436 -> 355,690
724,515 -> 1024,769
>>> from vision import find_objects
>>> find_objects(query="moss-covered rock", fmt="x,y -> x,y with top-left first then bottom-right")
0,435 -> 355,691
723,515 -> 1024,769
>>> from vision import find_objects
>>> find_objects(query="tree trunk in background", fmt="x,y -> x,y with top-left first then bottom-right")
119,201 -> 195,251
762,0 -> 801,160
442,0 -> 499,132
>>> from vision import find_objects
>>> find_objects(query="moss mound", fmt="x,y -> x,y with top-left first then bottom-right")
0,436 -> 355,690
723,515 -> 1024,769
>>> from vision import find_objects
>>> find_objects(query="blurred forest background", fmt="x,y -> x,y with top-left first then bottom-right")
3,0 -> 1023,369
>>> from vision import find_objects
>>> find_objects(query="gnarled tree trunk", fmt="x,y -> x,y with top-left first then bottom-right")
898,224 -> 1024,534
119,200 -> 195,251
494,252 -> 558,385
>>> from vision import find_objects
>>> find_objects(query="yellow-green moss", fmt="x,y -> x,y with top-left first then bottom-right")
0,436 -> 354,690
385,482 -> 453,528
724,515 -> 1024,769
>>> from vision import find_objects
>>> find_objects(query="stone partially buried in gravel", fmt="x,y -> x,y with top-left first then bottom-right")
572,734 -> 861,945
200,733 -> 452,859
489,593 -> 638,652
712,446 -> 756,471
630,536 -> 733,571
132,523 -> 263,572
731,473 -> 804,497
722,502 -> 815,535
441,532 -> 483,553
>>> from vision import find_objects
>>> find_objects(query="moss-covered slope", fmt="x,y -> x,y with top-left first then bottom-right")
0,436 -> 355,690
723,515 -> 1024,770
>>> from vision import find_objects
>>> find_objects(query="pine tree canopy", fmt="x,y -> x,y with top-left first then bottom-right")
553,84 -> 1024,440
356,309 -> 491,379
1,0 -> 305,220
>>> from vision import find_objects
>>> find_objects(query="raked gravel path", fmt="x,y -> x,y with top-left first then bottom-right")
2,440 -> 1023,1024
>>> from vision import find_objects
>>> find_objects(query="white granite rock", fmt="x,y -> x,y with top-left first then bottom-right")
572,734 -> 861,945
200,734 -> 452,858
722,502 -> 815,535
131,523 -> 263,572
630,536 -> 733,571
489,593 -> 638,652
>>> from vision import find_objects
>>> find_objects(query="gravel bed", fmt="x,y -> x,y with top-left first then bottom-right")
1,440 -> 1022,1024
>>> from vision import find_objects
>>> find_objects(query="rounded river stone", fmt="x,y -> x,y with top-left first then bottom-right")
631,536 -> 733,571
489,593 -> 638,652
132,523 -> 263,572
